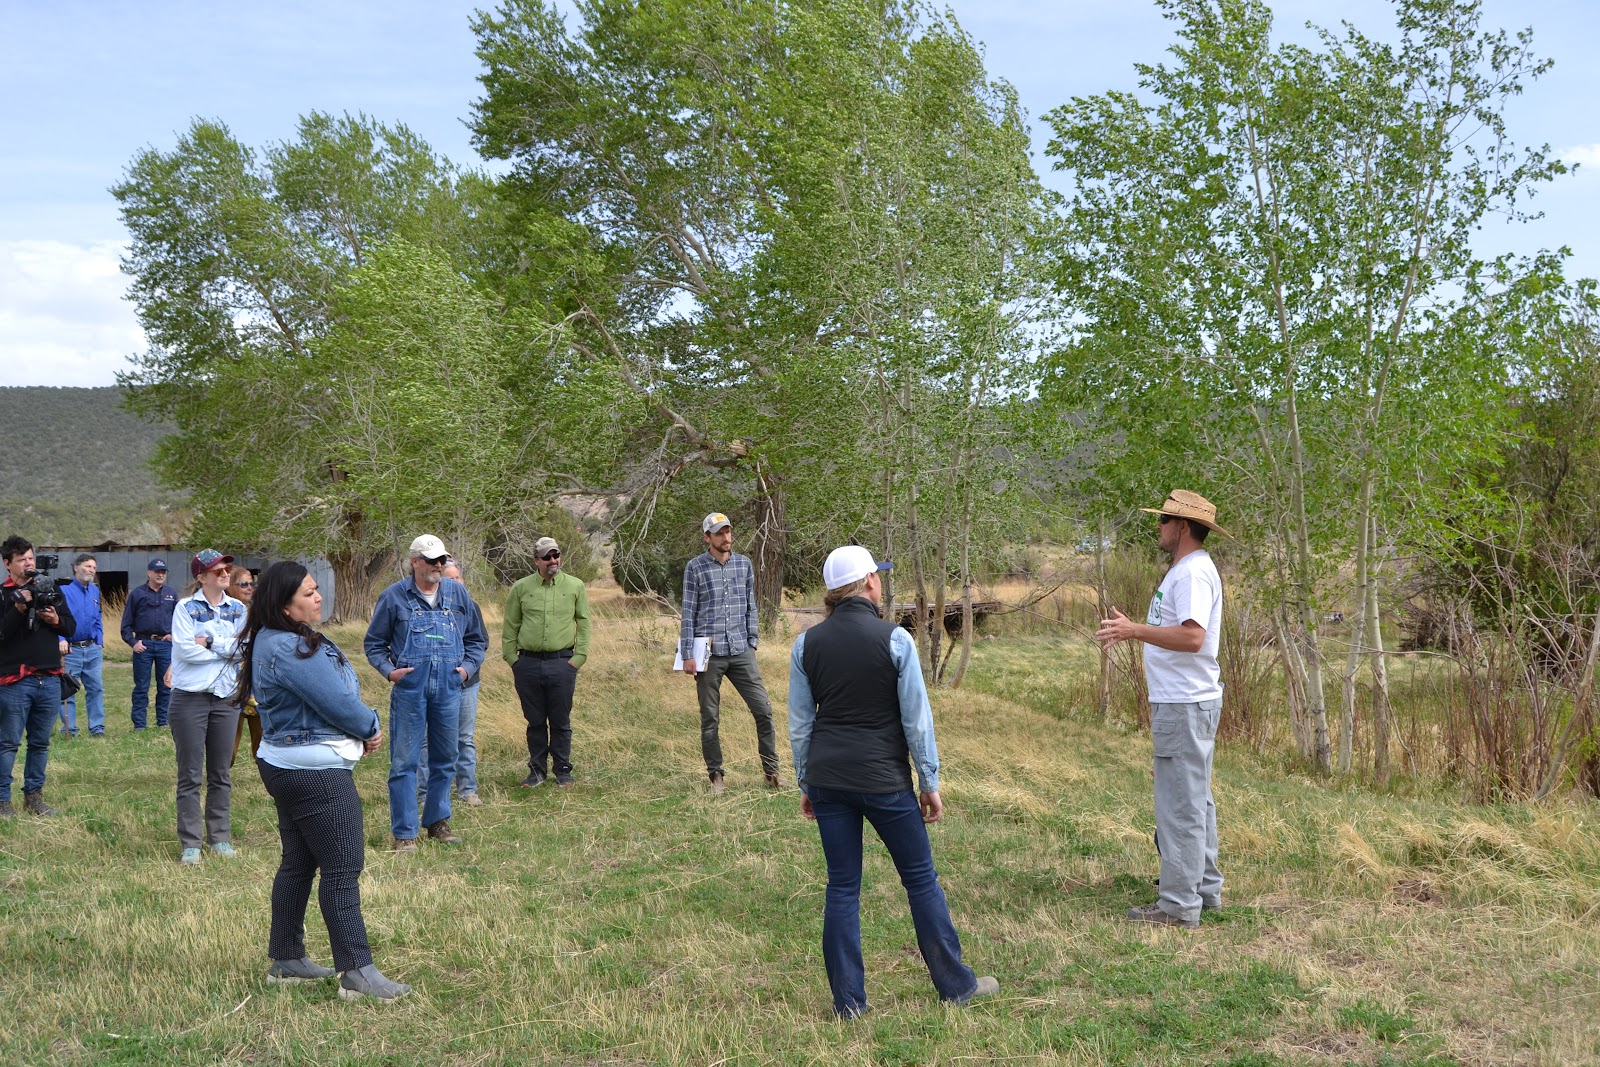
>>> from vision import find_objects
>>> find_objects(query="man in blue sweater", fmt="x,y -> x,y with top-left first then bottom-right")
56,552 -> 105,737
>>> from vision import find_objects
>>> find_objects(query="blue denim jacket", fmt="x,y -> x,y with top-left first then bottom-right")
363,576 -> 488,680
253,628 -> 380,747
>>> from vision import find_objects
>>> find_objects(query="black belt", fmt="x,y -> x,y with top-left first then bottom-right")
135,633 -> 168,641
518,648 -> 573,659
69,640 -> 96,648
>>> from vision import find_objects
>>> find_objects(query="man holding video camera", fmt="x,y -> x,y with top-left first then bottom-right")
0,535 -> 75,817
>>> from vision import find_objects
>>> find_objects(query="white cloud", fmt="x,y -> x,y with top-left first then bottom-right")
1561,144 -> 1600,171
0,240 -> 146,387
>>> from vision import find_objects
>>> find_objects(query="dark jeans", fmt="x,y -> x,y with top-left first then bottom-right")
512,654 -> 577,775
696,649 -> 779,776
130,639 -> 172,728
0,674 -> 57,801
808,785 -> 978,1017
257,760 -> 373,972
170,690 -> 240,848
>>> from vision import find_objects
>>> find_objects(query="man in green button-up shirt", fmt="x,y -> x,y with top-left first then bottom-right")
504,536 -> 591,788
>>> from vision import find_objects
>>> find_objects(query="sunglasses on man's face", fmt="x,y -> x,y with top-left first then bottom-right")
539,551 -> 561,561
1158,514 -> 1177,524
422,555 -> 449,565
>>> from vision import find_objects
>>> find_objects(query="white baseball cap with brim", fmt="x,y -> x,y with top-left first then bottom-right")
822,545 -> 893,591
409,533 -> 449,559
1139,490 -> 1231,538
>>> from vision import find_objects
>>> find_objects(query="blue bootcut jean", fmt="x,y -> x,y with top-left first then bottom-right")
59,644 -> 105,736
0,674 -> 59,801
808,785 -> 978,1017
130,638 -> 172,728
386,657 -> 460,840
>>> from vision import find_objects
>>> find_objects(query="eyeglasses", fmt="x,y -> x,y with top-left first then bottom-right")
422,555 -> 449,565
539,551 -> 561,561
234,581 -> 255,589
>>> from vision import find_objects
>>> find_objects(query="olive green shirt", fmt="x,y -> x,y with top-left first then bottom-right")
503,571 -> 591,668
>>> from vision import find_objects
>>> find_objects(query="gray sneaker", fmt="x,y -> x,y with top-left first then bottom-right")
338,964 -> 411,1002
1126,902 -> 1200,929
520,770 -> 547,789
960,976 -> 1000,1004
267,957 -> 337,984
1201,896 -> 1222,912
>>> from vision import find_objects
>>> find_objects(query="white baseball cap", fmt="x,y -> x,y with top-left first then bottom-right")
821,545 -> 892,591
409,534 -> 449,560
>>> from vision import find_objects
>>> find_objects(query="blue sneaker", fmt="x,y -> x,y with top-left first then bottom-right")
210,842 -> 238,857
180,847 -> 201,865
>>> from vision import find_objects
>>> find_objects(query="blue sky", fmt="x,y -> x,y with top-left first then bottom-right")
4,0 -> 1597,385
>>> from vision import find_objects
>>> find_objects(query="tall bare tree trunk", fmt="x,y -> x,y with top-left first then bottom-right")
1367,542 -> 1393,785
1097,526 -> 1113,720
751,465 -> 786,631
1340,482 -> 1374,775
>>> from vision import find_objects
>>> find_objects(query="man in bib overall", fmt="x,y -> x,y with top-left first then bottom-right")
364,534 -> 488,850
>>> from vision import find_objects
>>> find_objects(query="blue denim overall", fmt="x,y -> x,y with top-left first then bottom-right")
386,596 -> 464,840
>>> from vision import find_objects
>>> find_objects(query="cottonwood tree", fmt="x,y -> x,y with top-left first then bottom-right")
1045,0 -> 1562,773
471,0 -> 1047,644
114,114 -> 515,619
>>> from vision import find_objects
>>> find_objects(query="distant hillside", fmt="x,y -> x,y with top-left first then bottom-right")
0,386 -> 182,544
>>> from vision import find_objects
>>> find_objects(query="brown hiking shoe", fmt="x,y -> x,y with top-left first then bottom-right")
1126,902 -> 1199,929
426,819 -> 462,844
23,790 -> 56,816
764,771 -> 782,789
391,836 -> 418,853
0,798 -> 14,819
708,772 -> 726,794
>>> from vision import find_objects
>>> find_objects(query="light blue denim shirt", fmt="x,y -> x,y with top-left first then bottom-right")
253,628 -> 380,747
788,626 -> 941,794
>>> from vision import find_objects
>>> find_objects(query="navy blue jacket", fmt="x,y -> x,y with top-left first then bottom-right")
121,582 -> 178,645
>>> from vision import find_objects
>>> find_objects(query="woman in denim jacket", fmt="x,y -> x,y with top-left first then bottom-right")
235,561 -> 409,1002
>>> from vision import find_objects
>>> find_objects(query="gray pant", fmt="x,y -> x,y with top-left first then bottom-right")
1152,698 -> 1224,922
697,649 -> 779,777
171,690 -> 241,849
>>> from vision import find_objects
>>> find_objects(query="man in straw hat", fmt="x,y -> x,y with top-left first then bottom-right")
1095,490 -> 1227,929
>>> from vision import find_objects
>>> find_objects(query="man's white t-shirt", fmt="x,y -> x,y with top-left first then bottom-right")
1143,549 -> 1223,703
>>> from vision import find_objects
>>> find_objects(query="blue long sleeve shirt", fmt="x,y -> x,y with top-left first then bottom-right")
60,579 -> 103,645
680,551 -> 759,660
788,626 -> 941,794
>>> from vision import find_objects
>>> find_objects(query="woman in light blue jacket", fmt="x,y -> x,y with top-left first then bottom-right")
235,561 -> 409,1002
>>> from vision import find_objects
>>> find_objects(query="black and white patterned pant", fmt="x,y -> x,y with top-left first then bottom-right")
257,760 -> 373,972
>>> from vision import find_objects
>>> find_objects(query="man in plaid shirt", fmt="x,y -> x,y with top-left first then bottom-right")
680,512 -> 781,794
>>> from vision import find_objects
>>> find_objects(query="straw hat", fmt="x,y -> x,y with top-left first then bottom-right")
1139,490 -> 1231,538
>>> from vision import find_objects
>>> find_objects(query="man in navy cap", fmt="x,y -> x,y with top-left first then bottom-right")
121,558 -> 177,729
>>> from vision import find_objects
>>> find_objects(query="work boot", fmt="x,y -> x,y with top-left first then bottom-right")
23,790 -> 56,816
764,771 -> 782,789
337,964 -> 411,1002
0,798 -> 14,819
709,772 -> 726,795
426,819 -> 462,844
460,791 -> 483,807
391,837 -> 418,853
266,957 -> 337,984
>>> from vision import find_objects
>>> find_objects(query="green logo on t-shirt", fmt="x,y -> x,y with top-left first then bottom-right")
1146,590 -> 1163,626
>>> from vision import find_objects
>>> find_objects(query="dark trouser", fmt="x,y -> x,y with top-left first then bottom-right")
130,639 -> 172,728
512,653 -> 577,775
170,690 -> 240,848
808,785 -> 978,1017
696,649 -> 779,777
0,674 -> 57,801
257,760 -> 373,972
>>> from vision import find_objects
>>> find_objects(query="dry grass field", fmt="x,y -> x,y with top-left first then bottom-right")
1,584 -> 1597,1065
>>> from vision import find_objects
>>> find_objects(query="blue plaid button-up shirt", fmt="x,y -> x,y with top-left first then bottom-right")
680,551 -> 759,660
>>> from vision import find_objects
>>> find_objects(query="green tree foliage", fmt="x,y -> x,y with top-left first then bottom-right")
112,114 -> 521,619
1043,0 -> 1563,771
471,0 -> 1049,655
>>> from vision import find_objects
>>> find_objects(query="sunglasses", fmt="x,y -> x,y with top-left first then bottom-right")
422,554 -> 449,565
1158,514 -> 1177,524
539,551 -> 561,561
234,581 -> 255,589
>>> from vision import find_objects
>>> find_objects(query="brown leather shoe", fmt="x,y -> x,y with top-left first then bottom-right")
764,771 -> 782,789
426,819 -> 462,844
391,836 -> 418,853
708,772 -> 726,795
23,790 -> 56,816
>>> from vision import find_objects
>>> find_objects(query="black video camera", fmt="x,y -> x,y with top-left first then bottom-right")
2,569 -> 65,628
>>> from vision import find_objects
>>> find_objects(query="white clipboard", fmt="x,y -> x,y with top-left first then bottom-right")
672,636 -> 711,673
